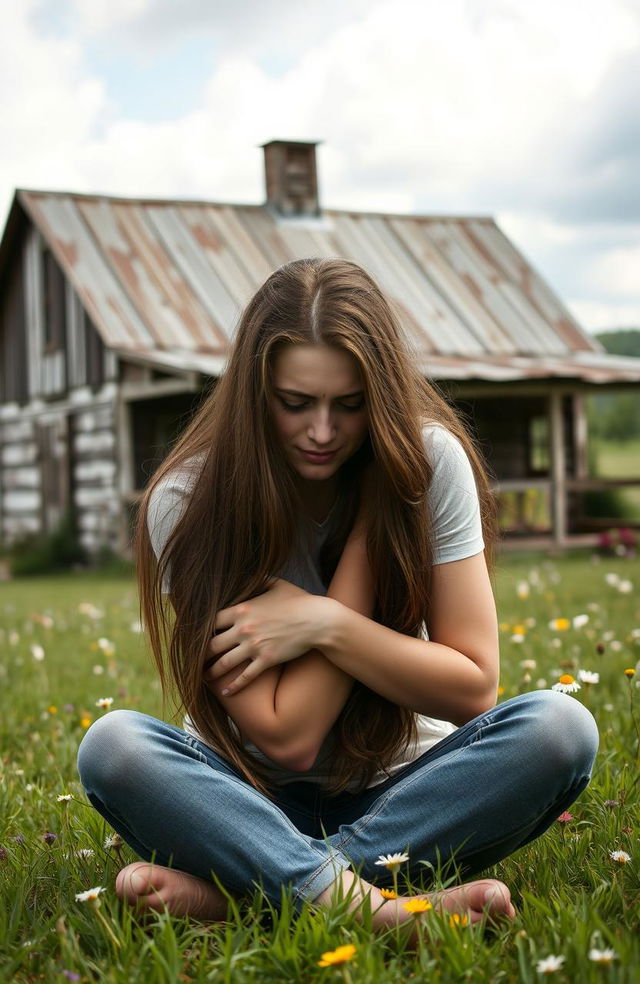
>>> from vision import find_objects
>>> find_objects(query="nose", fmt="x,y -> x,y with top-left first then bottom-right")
307,407 -> 336,446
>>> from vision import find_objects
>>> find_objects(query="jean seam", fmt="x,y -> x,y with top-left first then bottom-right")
335,746 -> 468,856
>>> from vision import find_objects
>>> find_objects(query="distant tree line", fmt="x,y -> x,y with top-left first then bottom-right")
587,329 -> 640,441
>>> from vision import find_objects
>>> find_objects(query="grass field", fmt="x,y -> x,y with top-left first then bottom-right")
1,553 -> 639,983
591,438 -> 640,520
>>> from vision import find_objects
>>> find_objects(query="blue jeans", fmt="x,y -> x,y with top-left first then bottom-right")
77,691 -> 598,911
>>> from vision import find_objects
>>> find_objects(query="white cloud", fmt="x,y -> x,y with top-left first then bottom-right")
589,245 -> 640,298
1,0 -> 639,330
569,299 -> 640,332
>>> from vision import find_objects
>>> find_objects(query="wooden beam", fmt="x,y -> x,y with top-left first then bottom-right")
549,390 -> 567,546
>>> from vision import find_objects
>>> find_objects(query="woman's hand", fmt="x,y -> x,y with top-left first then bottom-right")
205,579 -> 332,696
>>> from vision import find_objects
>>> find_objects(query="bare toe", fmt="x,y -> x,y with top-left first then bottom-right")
115,862 -> 228,920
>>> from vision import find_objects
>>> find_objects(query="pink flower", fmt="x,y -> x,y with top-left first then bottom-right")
556,812 -> 573,824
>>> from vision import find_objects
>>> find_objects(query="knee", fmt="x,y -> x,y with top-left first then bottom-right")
516,690 -> 599,776
77,709 -> 148,794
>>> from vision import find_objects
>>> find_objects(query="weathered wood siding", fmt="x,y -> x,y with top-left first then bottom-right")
1,223 -> 121,551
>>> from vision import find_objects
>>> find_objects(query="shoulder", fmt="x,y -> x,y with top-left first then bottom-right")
147,453 -> 206,560
419,421 -> 485,564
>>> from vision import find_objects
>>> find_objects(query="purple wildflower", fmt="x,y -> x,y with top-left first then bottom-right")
0,846 -> 8,861
41,832 -> 57,845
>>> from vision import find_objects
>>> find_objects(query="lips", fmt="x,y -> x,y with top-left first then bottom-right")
298,448 -> 337,462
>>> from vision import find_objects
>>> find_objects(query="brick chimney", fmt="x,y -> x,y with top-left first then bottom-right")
261,140 -> 321,218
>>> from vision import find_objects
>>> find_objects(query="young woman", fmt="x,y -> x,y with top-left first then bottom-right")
78,257 -> 598,931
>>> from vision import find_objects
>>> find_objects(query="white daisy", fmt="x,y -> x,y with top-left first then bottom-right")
572,614 -> 589,629
30,644 -> 45,662
75,886 -> 105,902
536,954 -> 565,974
104,833 -> 124,850
588,948 -> 617,964
578,670 -> 599,685
56,794 -> 72,802
95,697 -> 114,710
609,850 -> 631,864
552,675 -> 581,694
374,852 -> 410,872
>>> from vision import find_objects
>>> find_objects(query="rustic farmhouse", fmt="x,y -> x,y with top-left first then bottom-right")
1,139 -> 640,558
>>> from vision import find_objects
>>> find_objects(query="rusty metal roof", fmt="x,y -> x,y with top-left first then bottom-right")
9,187 -> 640,384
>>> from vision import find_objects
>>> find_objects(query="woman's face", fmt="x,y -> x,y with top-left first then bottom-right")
269,344 -> 369,485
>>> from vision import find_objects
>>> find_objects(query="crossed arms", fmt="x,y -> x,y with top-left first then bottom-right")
206,520 -> 500,772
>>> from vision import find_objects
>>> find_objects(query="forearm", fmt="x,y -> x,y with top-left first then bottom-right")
318,601 -> 499,726
267,529 -> 373,768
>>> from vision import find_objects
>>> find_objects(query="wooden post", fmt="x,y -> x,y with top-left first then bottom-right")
549,390 -> 567,546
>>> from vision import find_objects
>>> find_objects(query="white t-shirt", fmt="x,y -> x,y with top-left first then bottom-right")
147,423 -> 485,789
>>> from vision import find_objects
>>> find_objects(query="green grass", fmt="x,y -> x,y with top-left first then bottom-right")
591,438 -> 640,520
1,554 -> 639,983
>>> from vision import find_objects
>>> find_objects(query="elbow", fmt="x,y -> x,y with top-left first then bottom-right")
260,737 -> 321,773
450,688 -> 498,727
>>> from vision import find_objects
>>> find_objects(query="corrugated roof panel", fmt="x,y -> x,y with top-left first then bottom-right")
390,217 -> 517,355
466,220 -> 598,353
329,213 -> 471,354
144,206 -> 232,350
426,219 -> 560,355
180,206 -> 262,317
78,200 -> 198,350
12,189 -> 637,386
203,206 -> 274,292
234,208 -> 294,270
21,193 -> 152,349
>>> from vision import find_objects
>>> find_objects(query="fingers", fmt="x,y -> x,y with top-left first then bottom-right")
220,662 -> 261,696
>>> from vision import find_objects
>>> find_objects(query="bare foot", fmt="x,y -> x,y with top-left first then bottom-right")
115,862 -> 229,920
314,871 -> 515,936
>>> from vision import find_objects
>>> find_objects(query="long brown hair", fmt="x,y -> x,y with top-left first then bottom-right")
134,257 -> 497,797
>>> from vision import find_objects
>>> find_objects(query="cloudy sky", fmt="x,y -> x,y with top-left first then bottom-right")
3,0 -> 640,332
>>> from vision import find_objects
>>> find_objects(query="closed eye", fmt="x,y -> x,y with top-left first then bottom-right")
278,398 -> 365,413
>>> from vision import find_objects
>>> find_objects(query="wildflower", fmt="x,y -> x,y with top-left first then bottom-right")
618,579 -> 633,594
536,954 -> 565,974
80,716 -> 92,729
605,573 -> 620,587
552,674 -> 581,694
78,603 -> 104,619
41,832 -> 57,845
511,633 -> 525,643
402,898 -> 433,913
104,833 -> 123,850
375,852 -> 410,872
92,665 -> 105,675
379,888 -> 398,900
548,618 -> 570,631
76,848 -> 95,859
521,659 -> 537,671
0,846 -> 8,861
497,685 -> 505,696
578,670 -> 599,685
48,705 -> 57,714
517,581 -> 530,599
610,640 -> 622,652
448,912 -> 468,926
62,972 -> 81,982
572,614 -> 589,629
30,644 -> 45,661
603,800 -> 619,808
609,850 -> 631,864
624,668 -> 636,678
95,697 -> 114,711
317,944 -> 357,967
588,948 -> 617,964
556,812 -> 573,823
75,886 -> 105,903
536,679 -> 547,689
12,835 -> 25,843
129,620 -> 143,633
57,794 -> 72,803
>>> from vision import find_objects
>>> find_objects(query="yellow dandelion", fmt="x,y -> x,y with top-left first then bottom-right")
497,685 -> 505,696
80,716 -> 92,729
380,888 -> 398,900
512,624 -> 526,635
317,944 -> 357,967
48,706 -> 57,714
624,668 -> 636,678
549,618 -> 570,631
448,912 -> 469,927
402,898 -> 433,914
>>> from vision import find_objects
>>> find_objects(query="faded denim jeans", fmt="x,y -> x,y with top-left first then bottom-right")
77,690 -> 598,911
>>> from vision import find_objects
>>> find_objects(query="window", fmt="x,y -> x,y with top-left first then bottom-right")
42,248 -> 66,352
